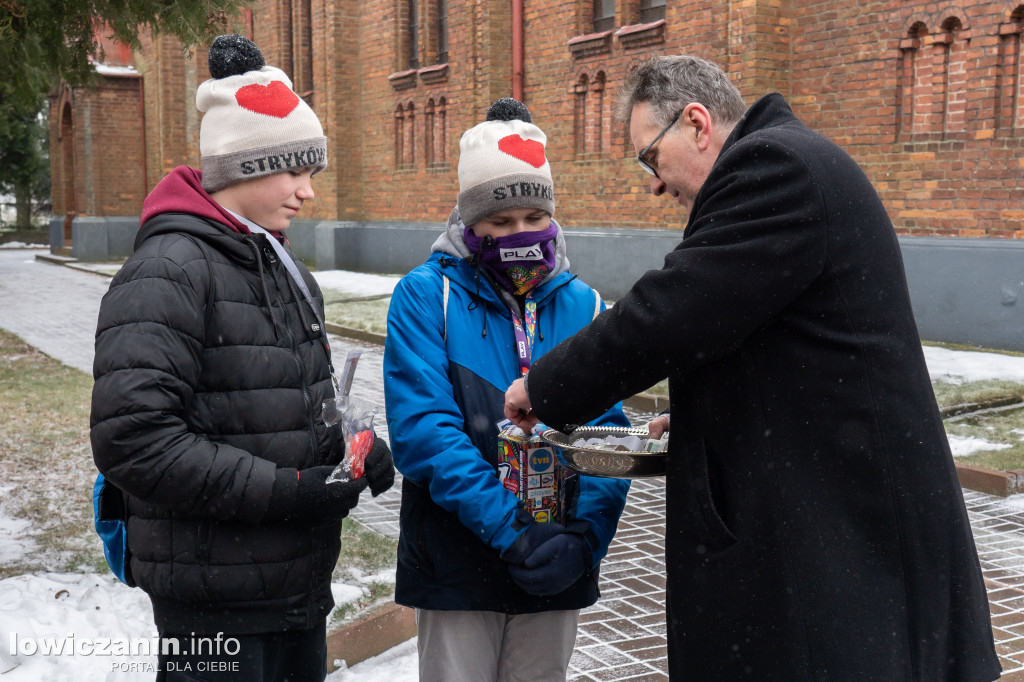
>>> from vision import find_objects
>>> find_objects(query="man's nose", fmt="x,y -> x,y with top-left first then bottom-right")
649,175 -> 666,196
297,178 -> 315,199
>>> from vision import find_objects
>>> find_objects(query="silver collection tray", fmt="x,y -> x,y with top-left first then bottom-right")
540,426 -> 667,479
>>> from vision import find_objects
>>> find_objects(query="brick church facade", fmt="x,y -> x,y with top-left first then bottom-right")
49,0 -> 1024,241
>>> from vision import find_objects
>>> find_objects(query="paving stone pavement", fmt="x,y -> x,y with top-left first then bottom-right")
3,248 -> 1024,680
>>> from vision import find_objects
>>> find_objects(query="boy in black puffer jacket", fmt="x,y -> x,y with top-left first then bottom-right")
90,35 -> 394,682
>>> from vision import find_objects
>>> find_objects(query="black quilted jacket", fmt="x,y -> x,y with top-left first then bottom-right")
91,174 -> 343,634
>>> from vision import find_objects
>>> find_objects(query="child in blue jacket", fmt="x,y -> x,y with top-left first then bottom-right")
383,99 -> 631,681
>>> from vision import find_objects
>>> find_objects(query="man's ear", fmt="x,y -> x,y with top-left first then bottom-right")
682,103 -> 714,150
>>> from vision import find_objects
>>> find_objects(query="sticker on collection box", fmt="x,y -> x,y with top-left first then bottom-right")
497,421 -> 574,524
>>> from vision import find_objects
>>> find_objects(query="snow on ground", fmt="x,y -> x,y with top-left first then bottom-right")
0,242 -> 47,250
0,486 -> 33,565
0,573 -> 415,681
947,435 -> 1013,457
923,345 -> 1024,384
312,270 -> 401,298
327,637 -> 418,681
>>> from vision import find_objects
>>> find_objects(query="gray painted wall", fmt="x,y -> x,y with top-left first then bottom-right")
899,237 -> 1024,352
55,216 -> 1024,352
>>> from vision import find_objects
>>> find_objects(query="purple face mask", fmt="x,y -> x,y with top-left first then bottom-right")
464,222 -> 559,296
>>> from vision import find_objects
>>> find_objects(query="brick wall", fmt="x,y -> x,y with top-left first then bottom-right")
792,0 -> 1024,238
49,75 -> 146,219
51,0 -> 1024,238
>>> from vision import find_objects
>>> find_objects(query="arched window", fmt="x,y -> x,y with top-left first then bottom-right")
935,16 -> 967,137
437,97 -> 448,164
998,7 -> 1024,132
425,98 -> 436,166
404,101 -> 416,167
437,0 -> 449,64
589,71 -> 607,153
639,0 -> 666,24
593,0 -> 614,33
897,22 -> 927,139
395,104 -> 405,166
574,73 -> 589,155
60,101 -> 77,240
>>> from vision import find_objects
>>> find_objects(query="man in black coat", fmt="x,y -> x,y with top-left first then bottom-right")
505,54 -> 1000,681
90,36 -> 393,682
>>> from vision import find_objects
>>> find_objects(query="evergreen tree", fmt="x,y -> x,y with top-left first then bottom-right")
0,0 -> 252,227
1,0 -> 254,115
0,97 -> 49,229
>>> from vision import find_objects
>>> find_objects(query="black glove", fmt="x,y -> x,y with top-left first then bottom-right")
508,532 -> 591,596
364,436 -> 395,497
500,513 -> 567,565
263,466 -> 367,523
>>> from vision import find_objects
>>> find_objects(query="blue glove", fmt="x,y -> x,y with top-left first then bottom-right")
507,532 -> 591,596
500,516 -> 566,565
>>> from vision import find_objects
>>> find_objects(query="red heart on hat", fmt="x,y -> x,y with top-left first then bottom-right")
235,81 -> 300,118
498,134 -> 546,168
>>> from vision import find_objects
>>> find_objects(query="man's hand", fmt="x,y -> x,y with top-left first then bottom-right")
647,414 -> 670,439
504,378 -> 539,432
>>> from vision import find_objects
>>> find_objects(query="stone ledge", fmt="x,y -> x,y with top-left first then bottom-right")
326,601 -> 416,672
955,463 -> 1024,497
324,322 -> 386,346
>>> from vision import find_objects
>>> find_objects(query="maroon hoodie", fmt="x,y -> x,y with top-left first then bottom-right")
140,166 -> 250,234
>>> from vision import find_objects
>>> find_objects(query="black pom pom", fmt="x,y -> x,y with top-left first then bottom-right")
486,98 -> 532,123
208,34 -> 265,79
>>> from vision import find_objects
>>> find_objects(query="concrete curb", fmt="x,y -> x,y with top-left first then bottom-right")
323,322 -> 386,347
326,601 -> 416,671
955,464 -> 1024,498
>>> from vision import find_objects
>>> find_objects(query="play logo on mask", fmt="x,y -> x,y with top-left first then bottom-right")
500,245 -> 546,261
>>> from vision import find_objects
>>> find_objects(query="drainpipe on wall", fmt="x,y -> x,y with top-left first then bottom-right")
512,0 -> 524,101
137,77 -> 147,193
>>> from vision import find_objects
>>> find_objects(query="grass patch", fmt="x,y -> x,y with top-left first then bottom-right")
330,518 -> 398,627
0,328 -> 102,579
322,289 -> 391,336
945,405 -> 1024,471
0,327 -> 400,633
932,379 -> 1024,412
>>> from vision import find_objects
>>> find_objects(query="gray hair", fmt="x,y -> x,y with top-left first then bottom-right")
616,55 -> 747,129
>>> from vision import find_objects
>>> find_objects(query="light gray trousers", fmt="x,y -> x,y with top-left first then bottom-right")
415,608 -> 580,682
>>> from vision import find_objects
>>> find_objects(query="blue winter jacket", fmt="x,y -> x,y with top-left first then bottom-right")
383,216 -> 630,612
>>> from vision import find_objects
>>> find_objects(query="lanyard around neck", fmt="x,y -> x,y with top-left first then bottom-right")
225,209 -> 332,360
511,295 -> 537,376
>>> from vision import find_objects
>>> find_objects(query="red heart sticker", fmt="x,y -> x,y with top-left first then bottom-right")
498,134 -> 547,168
234,81 -> 300,119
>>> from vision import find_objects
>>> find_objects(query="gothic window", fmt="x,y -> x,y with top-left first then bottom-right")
395,104 -> 405,166
574,74 -> 589,155
397,0 -> 419,72
897,22 -> 927,139
935,16 -> 967,136
435,97 -> 448,165
998,7 -> 1024,132
589,71 -> 607,153
437,0 -> 449,64
404,101 -> 416,167
425,99 -> 436,166
594,0 -> 615,32
639,0 -> 666,24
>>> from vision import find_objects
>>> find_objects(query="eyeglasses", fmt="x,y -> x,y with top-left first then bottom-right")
637,110 -> 683,177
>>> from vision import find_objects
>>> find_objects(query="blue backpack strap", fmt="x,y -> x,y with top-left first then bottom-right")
93,474 -> 133,586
